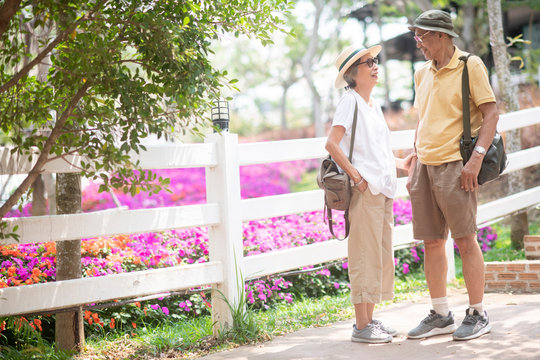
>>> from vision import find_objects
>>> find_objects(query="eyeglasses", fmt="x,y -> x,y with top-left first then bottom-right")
414,31 -> 432,44
357,57 -> 378,68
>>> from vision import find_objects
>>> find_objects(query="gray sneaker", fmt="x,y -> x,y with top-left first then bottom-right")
351,323 -> 392,343
453,308 -> 491,341
407,310 -> 457,339
371,319 -> 398,336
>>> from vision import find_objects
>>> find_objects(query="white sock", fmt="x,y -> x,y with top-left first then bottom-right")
431,296 -> 450,316
469,302 -> 484,314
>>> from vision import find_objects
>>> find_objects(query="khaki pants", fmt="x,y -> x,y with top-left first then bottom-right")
347,187 -> 395,304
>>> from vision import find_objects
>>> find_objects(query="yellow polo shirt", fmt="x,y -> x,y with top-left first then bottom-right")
414,46 -> 496,165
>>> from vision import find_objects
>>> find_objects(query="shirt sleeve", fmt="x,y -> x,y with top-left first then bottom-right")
332,93 -> 356,136
468,57 -> 496,107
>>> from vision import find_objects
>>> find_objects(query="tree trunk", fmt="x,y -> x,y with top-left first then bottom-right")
302,0 -> 323,137
486,0 -> 528,249
461,3 -> 475,52
55,173 -> 84,351
375,2 -> 390,109
44,174 -> 56,215
31,175 -> 47,216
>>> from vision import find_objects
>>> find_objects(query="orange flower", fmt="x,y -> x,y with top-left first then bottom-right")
0,281 -> 8,288
0,321 -> 6,331
34,318 -> 42,331
109,318 -> 115,329
7,266 -> 16,277
11,279 -> 22,286
32,268 -> 41,276
91,313 -> 100,322
25,279 -> 33,285
134,302 -> 141,308
132,322 -> 137,329
88,318 -> 93,325
84,310 -> 91,320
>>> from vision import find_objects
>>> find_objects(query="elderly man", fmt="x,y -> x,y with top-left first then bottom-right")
406,10 -> 499,341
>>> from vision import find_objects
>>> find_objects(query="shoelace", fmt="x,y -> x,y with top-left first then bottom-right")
421,312 -> 439,324
462,311 -> 483,326
368,323 -> 387,336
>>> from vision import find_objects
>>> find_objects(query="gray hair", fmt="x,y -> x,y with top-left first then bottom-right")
343,60 -> 361,88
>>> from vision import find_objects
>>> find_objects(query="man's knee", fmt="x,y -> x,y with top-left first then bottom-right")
424,239 -> 446,252
454,234 -> 478,254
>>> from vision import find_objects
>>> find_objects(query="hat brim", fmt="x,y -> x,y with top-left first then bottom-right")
408,24 -> 459,38
334,45 -> 382,89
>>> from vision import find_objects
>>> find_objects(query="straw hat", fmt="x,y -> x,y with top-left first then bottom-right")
408,10 -> 459,38
334,44 -> 381,89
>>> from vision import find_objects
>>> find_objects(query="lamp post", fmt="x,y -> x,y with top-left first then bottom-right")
211,99 -> 230,132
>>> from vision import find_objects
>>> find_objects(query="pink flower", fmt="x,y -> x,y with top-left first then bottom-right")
402,263 -> 410,274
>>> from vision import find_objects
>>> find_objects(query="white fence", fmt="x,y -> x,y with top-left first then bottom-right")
1,107 -> 540,332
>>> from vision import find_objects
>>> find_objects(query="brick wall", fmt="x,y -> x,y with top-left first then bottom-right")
484,260 -> 540,293
524,235 -> 540,260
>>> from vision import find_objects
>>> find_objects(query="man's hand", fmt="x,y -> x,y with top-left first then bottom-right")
461,152 -> 483,191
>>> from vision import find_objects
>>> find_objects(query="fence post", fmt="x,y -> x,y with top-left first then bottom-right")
205,132 -> 244,335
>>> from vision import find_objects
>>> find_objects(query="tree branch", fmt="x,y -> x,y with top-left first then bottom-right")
0,81 -> 91,219
0,0 -> 108,94
0,0 -> 22,39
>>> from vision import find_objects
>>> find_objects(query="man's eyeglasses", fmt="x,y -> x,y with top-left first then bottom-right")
357,57 -> 378,68
414,31 -> 432,44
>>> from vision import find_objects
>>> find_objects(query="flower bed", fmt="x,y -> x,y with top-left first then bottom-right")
0,160 -> 496,336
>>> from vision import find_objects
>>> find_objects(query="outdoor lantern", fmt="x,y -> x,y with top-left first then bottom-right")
211,99 -> 230,132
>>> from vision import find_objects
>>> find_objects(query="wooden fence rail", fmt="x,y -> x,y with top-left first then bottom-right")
1,107 -> 539,334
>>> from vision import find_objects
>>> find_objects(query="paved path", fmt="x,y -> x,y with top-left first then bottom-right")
198,288 -> 540,360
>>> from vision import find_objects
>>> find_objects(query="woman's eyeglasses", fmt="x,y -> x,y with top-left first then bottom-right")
357,57 -> 379,68
414,31 -> 432,44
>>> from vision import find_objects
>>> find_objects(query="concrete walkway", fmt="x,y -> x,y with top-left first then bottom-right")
198,288 -> 540,360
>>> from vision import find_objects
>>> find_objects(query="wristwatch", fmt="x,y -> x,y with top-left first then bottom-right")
474,145 -> 487,155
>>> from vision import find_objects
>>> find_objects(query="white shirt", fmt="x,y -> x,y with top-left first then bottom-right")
331,90 -> 397,199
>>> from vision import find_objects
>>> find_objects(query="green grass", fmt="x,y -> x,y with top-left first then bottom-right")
291,170 -> 318,193
75,275 -> 430,359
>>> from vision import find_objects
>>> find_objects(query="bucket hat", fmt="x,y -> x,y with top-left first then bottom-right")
334,44 -> 381,89
408,10 -> 459,38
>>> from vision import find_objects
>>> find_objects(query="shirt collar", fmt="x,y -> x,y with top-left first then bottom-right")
429,45 -> 465,72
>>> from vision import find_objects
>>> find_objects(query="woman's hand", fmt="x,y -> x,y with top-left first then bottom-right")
352,176 -> 369,193
397,152 -> 416,171
406,155 -> 417,193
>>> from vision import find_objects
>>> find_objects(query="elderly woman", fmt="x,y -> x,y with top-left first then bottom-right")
325,45 -> 413,343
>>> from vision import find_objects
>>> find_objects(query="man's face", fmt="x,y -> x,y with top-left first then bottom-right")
414,29 -> 437,60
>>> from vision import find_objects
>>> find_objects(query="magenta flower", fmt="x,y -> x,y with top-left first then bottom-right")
402,263 -> 410,274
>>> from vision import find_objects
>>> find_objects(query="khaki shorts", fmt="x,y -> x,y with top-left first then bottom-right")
347,187 -> 394,304
408,160 -> 477,240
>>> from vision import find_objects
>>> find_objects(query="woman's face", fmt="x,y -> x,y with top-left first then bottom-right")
354,53 -> 379,87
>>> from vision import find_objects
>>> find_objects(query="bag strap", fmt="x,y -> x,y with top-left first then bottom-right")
348,101 -> 358,163
326,206 -> 350,240
327,100 -> 358,241
460,54 -> 473,149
